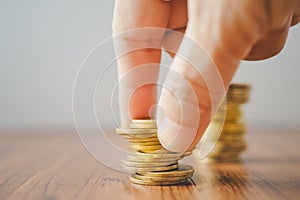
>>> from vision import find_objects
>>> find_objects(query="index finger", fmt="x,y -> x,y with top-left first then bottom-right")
113,0 -> 171,125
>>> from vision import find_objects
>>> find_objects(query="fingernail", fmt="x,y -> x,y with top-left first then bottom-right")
157,116 -> 197,153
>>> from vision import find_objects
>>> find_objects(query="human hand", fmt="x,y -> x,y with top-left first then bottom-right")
112,0 -> 300,152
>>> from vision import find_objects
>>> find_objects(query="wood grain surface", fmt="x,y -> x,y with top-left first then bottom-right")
0,128 -> 299,200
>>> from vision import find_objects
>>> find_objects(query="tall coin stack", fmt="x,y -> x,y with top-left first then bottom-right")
201,83 -> 251,163
116,119 -> 194,185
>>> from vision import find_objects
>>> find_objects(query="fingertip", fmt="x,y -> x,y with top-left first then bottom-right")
129,84 -> 157,119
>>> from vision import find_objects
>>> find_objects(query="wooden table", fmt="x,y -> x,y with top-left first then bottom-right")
0,128 -> 299,200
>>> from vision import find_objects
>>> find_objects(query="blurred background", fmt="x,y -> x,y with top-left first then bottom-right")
0,0 -> 299,132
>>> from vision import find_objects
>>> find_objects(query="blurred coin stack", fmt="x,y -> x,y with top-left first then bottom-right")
116,119 -> 194,185
201,83 -> 251,163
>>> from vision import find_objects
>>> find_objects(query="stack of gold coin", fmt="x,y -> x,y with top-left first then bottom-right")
201,83 -> 251,163
116,119 -> 194,185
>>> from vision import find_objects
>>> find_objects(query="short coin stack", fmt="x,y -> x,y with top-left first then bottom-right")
201,83 -> 251,163
116,119 -> 194,185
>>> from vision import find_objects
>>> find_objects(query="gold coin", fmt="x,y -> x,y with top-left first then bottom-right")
218,133 -> 245,141
131,149 -> 188,158
128,150 -> 190,159
123,163 -> 179,173
218,102 -> 240,111
131,144 -> 162,152
126,137 -> 159,142
217,122 -> 246,133
129,123 -> 157,129
147,148 -> 173,154
127,141 -> 160,146
229,83 -> 251,90
227,88 -> 250,94
227,96 -> 249,104
199,156 -> 242,163
147,148 -> 193,155
217,140 -> 247,147
209,148 -> 243,157
128,139 -> 161,145
227,94 -> 249,99
127,154 -> 178,163
214,109 -> 242,118
213,115 -> 242,122
128,141 -> 162,146
128,151 -> 182,160
208,149 -> 245,158
131,119 -> 157,124
128,152 -> 188,162
208,156 -> 242,163
212,141 -> 247,150
227,92 -> 249,96
139,164 -> 194,178
122,160 -> 177,168
130,173 -> 187,186
209,152 -> 241,158
134,173 -> 192,182
215,106 -> 241,114
140,149 -> 165,153
121,133 -> 157,139
116,128 -> 157,134
119,132 -> 157,139
226,112 -> 242,120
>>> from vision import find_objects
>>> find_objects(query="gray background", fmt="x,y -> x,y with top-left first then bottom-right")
0,0 -> 299,131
